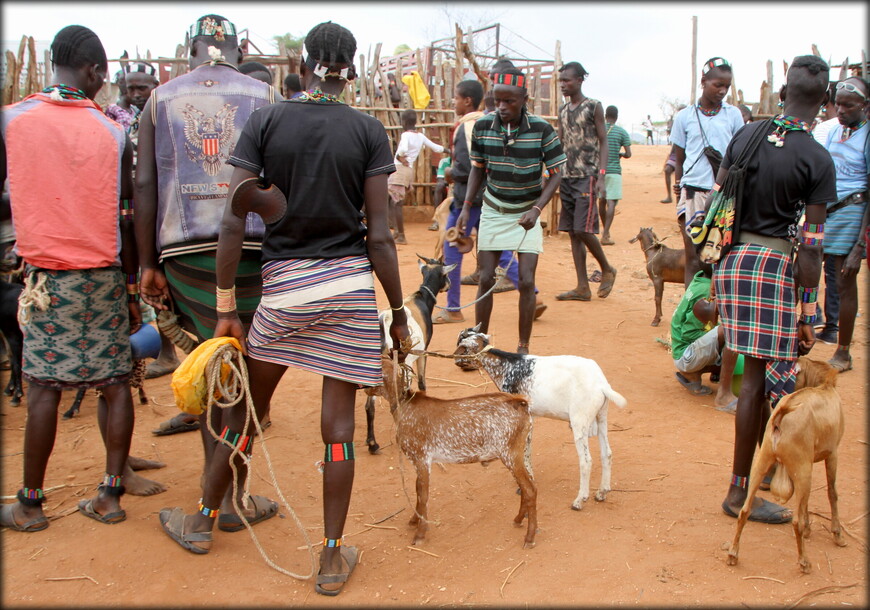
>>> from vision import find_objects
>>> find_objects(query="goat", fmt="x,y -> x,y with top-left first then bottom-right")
61,359 -> 149,419
453,325 -> 627,511
367,353 -> 537,548
0,279 -> 24,406
628,227 -> 685,327
363,255 -> 455,454
727,358 -> 846,574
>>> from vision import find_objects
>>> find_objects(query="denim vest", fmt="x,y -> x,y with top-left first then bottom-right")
151,64 -> 276,258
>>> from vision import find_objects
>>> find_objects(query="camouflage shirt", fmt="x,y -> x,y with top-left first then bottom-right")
559,97 -> 600,178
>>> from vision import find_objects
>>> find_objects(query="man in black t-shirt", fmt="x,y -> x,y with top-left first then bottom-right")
714,56 -> 836,525
156,22 -> 410,598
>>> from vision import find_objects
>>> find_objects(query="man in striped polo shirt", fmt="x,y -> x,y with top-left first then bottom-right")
601,105 -> 632,245
456,67 -> 566,354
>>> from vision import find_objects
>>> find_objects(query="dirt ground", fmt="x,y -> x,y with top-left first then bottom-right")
2,145 -> 867,608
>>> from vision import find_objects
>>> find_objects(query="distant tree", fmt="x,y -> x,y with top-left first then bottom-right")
658,95 -> 686,124
394,44 -> 412,55
273,32 -> 304,53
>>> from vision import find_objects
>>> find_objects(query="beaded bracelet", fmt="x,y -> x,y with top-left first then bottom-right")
800,286 -> 818,304
119,198 -> 134,219
390,304 -> 405,312
798,313 -> 816,325
598,168 -> 606,175
216,286 -> 237,313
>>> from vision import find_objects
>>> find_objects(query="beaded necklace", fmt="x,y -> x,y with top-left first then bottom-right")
697,102 -> 722,117
840,119 -> 867,142
293,88 -> 342,104
42,84 -> 88,101
767,114 -> 811,147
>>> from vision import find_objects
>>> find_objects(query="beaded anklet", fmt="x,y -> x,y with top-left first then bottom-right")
101,473 -> 126,497
198,502 -> 219,518
323,537 -> 342,548
731,474 -> 748,489
220,426 -> 252,453
17,487 -> 46,506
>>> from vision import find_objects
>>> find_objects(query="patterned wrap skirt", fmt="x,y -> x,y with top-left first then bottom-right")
21,267 -> 131,389
715,243 -> 797,405
477,190 -> 543,254
246,256 -> 382,387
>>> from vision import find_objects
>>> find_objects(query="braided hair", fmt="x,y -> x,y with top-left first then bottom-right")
558,61 -> 588,79
303,22 -> 357,67
787,55 -> 830,101
50,25 -> 107,70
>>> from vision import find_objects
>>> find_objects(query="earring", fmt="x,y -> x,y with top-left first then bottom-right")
777,101 -> 784,108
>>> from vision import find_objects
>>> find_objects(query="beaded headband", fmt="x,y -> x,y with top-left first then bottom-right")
124,62 -> 157,77
189,17 -> 236,42
493,73 -> 526,89
702,57 -> 730,75
301,44 -> 350,80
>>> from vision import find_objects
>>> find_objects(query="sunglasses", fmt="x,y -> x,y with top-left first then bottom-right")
836,81 -> 867,100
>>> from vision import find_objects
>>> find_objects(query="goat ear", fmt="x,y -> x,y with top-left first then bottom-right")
629,236 -> 639,243
416,253 -> 428,263
418,259 -> 425,272
443,263 -> 457,274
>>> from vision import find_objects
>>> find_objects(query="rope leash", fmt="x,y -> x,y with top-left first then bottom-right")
204,342 -> 316,581
433,231 -> 528,311
17,270 -> 50,325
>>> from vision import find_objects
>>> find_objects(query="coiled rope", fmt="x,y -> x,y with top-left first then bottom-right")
203,341 -> 316,581
17,270 -> 50,325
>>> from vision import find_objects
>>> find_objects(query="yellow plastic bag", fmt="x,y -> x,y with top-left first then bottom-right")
170,337 -> 242,415
401,71 -> 431,109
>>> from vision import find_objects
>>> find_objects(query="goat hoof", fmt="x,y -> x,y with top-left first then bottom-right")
571,502 -> 584,511
834,535 -> 847,547
367,442 -> 380,455
650,319 -> 660,327
726,552 -> 738,566
799,560 -> 811,574
594,490 -> 608,502
523,540 -> 536,549
10,397 -> 21,407
412,536 -> 425,546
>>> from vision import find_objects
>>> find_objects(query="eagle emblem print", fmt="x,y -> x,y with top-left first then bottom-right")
182,103 -> 238,176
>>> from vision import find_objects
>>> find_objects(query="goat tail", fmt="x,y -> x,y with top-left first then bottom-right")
769,461 -> 794,503
604,387 -> 627,409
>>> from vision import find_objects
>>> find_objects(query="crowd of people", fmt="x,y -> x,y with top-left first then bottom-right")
0,14 -> 867,598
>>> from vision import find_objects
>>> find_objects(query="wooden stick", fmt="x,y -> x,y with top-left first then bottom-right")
648,474 -> 670,482
500,560 -> 525,598
824,551 -> 833,575
694,461 -> 720,467
29,547 -> 46,560
363,524 -> 398,530
741,575 -> 784,584
847,511 -> 868,525
372,507 -> 405,524
45,575 -> 99,585
408,546 -> 440,558
786,583 -> 858,609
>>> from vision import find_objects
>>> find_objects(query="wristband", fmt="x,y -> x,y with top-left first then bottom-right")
798,313 -> 816,325
799,286 -> 818,303
533,205 -> 544,213
391,304 -> 405,312
120,198 -> 134,219
216,286 -> 237,313
598,168 -> 606,176
463,200 -> 473,207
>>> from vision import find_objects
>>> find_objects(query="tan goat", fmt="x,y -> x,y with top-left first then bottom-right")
726,358 -> 846,573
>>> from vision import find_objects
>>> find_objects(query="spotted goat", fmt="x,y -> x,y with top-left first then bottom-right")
367,353 -> 537,548
454,325 -> 627,511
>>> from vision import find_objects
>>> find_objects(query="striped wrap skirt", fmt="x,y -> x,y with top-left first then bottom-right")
715,243 -> 798,405
824,201 -> 866,256
246,256 -> 382,387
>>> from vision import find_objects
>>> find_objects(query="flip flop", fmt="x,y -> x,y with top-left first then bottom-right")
828,355 -> 853,373
556,289 -> 592,301
159,507 -> 212,554
152,414 -> 201,436
722,498 -> 792,524
534,301 -> 547,320
315,545 -> 359,596
588,270 -> 602,283
217,495 -> 279,533
675,372 -> 713,396
78,498 -> 126,525
598,268 -> 617,299
0,504 -> 49,532
715,398 -> 738,414
145,360 -> 179,380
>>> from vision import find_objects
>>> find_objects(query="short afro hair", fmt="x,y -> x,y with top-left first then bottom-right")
50,25 -> 107,70
455,79 -> 484,109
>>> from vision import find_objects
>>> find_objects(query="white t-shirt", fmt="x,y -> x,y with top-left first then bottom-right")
642,119 -> 653,131
812,117 -> 839,146
394,131 -> 444,166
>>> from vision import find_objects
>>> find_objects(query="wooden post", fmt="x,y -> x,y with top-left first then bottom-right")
766,60 -> 774,93
454,23 -> 464,83
862,50 -> 868,80
690,16 -> 697,105
839,57 -> 849,81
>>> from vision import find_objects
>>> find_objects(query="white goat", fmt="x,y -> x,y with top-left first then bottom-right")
454,325 -> 627,511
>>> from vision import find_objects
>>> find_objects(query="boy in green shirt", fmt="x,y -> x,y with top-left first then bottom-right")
671,266 -> 738,411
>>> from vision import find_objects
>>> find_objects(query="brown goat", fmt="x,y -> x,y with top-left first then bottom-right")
727,358 -> 846,573
368,355 -> 538,548
629,227 -> 686,326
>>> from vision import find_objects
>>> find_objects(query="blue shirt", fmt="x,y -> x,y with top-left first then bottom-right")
824,122 -> 868,201
669,102 -> 744,190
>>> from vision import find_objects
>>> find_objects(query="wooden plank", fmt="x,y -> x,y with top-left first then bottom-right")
690,16 -> 697,105
2,51 -> 17,105
839,57 -> 849,81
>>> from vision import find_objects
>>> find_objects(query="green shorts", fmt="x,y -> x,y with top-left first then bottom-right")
604,174 -> 622,201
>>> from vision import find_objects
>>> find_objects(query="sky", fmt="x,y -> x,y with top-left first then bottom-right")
2,1 -> 867,135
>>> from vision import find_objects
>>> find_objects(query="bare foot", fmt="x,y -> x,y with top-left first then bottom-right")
714,390 -> 738,412
128,455 -> 166,471
124,469 -> 168,496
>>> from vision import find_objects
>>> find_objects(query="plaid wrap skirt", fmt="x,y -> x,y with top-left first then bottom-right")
715,243 -> 797,361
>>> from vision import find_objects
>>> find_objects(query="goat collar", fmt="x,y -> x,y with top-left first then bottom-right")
420,285 -> 439,302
